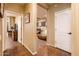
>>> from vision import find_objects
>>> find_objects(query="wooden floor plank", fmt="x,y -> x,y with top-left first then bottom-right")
3,39 -> 71,56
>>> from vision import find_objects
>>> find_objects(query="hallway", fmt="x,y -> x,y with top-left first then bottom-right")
1,3 -> 79,56
3,39 -> 71,56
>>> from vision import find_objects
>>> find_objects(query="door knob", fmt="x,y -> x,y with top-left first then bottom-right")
68,32 -> 72,35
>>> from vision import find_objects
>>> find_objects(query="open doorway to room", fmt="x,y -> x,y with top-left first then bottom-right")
3,10 -> 22,55
7,16 -> 18,41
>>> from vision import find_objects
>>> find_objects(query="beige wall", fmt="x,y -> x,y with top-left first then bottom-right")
47,3 -> 71,46
47,6 -> 55,46
71,4 -> 79,56
23,3 -> 37,54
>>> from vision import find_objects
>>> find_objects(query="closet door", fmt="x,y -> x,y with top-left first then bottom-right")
55,9 -> 71,52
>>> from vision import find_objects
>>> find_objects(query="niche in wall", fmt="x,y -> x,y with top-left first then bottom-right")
37,18 -> 47,41
37,18 -> 47,27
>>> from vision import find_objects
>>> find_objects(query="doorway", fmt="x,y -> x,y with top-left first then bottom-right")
55,9 -> 71,53
3,10 -> 22,51
7,16 -> 18,41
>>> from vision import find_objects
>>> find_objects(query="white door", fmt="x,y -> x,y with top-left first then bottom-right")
55,9 -> 71,52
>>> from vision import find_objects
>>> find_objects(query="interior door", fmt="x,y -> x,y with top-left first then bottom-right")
55,9 -> 71,52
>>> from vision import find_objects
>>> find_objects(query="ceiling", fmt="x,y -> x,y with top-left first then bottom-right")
37,3 -> 71,19
37,3 -> 71,10
37,3 -> 54,19
37,3 -> 56,10
37,3 -> 50,10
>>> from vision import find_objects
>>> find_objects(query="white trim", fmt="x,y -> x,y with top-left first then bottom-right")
24,45 -> 37,55
21,14 -> 24,45
46,43 -> 54,47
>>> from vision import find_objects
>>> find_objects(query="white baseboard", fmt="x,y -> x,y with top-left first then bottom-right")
23,44 -> 37,55
46,43 -> 54,47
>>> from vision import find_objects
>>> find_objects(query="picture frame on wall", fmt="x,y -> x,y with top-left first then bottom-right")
24,13 -> 30,24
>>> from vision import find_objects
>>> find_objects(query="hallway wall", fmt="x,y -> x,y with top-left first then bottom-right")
72,3 -> 79,56
23,3 -> 37,55
47,3 -> 71,46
